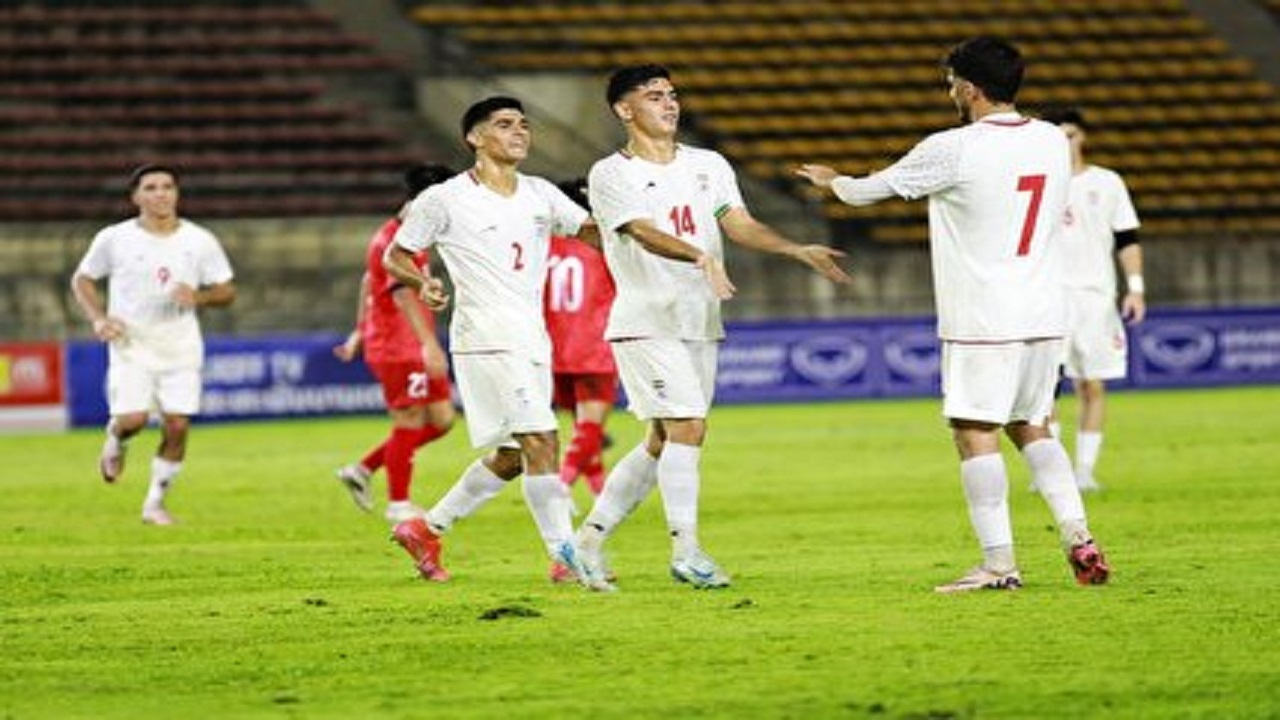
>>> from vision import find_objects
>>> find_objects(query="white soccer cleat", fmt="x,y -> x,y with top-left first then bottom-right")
934,567 -> 1022,594
556,541 -> 616,592
670,548 -> 731,589
141,503 -> 175,526
334,464 -> 374,512
99,441 -> 126,484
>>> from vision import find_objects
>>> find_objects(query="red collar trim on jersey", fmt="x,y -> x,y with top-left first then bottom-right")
466,169 -> 481,184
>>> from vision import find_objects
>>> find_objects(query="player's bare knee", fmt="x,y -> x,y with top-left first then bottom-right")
486,447 -> 525,480
663,418 -> 706,446
114,413 -> 148,438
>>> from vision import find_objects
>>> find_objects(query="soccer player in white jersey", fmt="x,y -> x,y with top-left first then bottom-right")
1043,108 -> 1145,492
383,96 -> 606,588
798,37 -> 1110,591
71,164 -> 236,525
572,64 -> 851,590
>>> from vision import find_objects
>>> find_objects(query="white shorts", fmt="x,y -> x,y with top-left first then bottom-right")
106,361 -> 202,417
941,338 -> 1063,425
453,352 -> 556,449
612,338 -> 717,421
1063,289 -> 1128,381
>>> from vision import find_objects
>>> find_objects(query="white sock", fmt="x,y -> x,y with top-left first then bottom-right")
580,443 -> 658,538
657,442 -> 701,558
521,472 -> 574,556
144,457 -> 182,507
1075,431 -> 1103,477
959,453 -> 1015,573
1022,439 -> 1091,546
424,459 -> 507,534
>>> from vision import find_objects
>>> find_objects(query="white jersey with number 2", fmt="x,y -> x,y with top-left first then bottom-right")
394,171 -> 587,363
877,112 -> 1071,342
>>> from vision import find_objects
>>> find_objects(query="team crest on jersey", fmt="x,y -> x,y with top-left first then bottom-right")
532,214 -> 551,237
1064,207 -> 1076,227
696,173 -> 710,193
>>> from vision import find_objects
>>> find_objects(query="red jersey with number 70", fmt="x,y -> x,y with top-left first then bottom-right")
362,217 -> 437,363
543,235 -> 616,374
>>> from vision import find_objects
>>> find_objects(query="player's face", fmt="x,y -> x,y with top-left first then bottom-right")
618,78 -> 680,138
472,109 -> 531,162
946,71 -> 977,123
1060,122 -> 1086,157
131,172 -> 179,219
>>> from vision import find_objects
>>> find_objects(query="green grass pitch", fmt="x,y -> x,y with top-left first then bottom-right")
2,387 -> 1278,718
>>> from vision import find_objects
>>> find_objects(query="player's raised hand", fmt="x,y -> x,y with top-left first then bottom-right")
696,254 -> 736,300
794,164 -> 840,188
418,276 -> 449,311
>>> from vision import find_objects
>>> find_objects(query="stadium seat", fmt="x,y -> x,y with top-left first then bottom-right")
0,1 -> 430,221
404,0 -> 1280,241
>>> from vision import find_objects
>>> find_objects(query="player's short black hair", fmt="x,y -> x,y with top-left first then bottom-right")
556,177 -> 589,211
606,64 -> 671,106
128,163 -> 179,191
944,36 -> 1024,104
1041,107 -> 1090,130
402,163 -> 454,200
460,96 -> 524,146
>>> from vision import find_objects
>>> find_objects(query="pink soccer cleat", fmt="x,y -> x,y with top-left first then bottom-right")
391,518 -> 449,582
548,561 -> 576,584
1068,540 -> 1110,585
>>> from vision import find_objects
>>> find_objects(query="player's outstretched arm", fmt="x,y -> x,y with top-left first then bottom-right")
718,207 -> 851,285
621,218 -> 735,299
795,164 -> 897,208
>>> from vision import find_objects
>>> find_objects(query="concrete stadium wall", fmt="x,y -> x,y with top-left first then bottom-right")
2,218 -> 1278,342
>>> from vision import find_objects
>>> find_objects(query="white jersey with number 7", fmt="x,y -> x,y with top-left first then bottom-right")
878,112 -> 1071,342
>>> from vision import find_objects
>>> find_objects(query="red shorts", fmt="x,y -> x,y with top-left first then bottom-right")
552,372 -> 618,410
368,361 -> 452,410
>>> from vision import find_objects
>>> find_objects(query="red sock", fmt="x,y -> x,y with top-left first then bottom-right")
414,423 -> 447,448
360,443 -> 386,473
385,427 -> 419,502
570,420 -> 604,466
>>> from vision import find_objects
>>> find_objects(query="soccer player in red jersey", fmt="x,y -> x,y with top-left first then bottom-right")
332,164 -> 456,524
544,178 -> 618,496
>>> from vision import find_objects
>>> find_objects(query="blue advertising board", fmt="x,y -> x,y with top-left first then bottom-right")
67,333 -> 383,427
62,308 -> 1280,427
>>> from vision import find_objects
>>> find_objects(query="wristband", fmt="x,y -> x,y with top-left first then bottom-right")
1126,274 -> 1145,294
